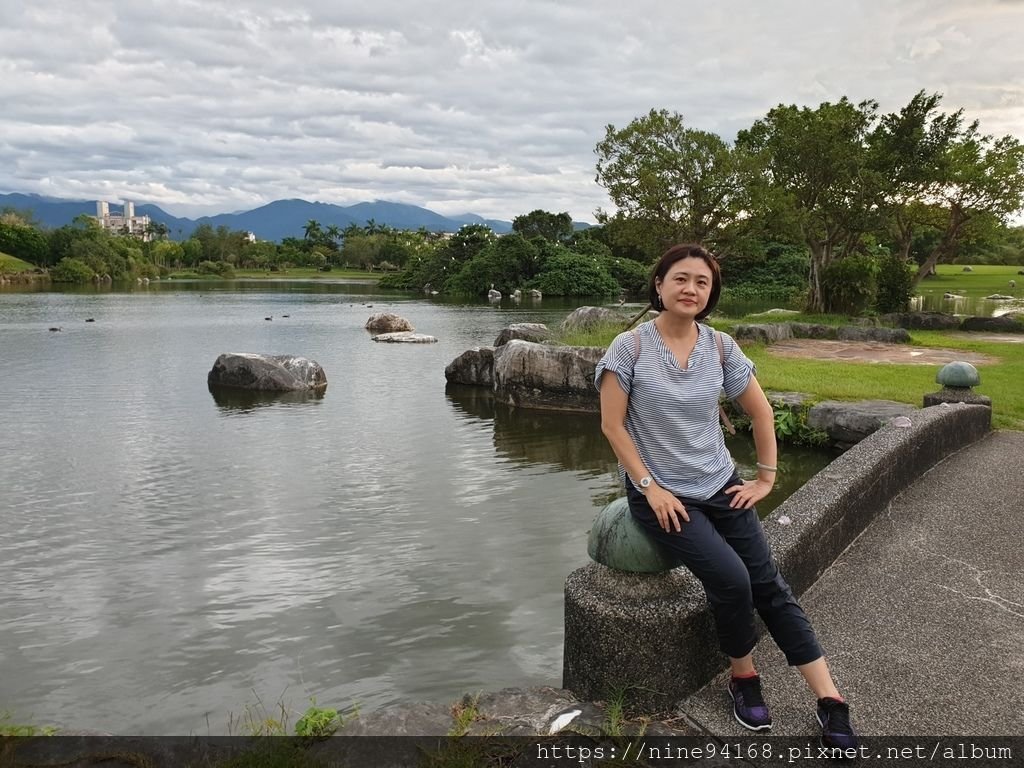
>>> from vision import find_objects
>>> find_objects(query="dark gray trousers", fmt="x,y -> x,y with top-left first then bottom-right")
626,475 -> 823,666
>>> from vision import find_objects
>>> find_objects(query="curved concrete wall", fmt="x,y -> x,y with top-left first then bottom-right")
563,403 -> 991,711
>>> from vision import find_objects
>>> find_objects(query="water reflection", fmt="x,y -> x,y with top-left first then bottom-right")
446,386 -> 614,475
209,386 -> 326,413
446,385 -> 836,517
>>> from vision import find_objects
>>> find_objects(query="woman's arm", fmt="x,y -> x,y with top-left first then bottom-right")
599,374 -> 689,530
725,375 -> 777,509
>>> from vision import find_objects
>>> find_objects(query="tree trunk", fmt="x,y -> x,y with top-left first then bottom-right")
806,242 -> 827,313
911,209 -> 966,288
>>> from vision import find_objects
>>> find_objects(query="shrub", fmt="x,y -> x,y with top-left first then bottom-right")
532,251 -> 619,296
49,257 -> 95,283
874,254 -> 915,314
821,255 -> 878,315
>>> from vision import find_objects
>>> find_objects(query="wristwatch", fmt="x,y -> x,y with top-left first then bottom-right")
638,475 -> 652,492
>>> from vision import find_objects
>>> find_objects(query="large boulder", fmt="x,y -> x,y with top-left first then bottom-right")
734,323 -> 794,343
836,326 -> 911,343
807,400 -> 917,450
960,315 -> 1024,333
492,340 -> 605,412
559,306 -> 626,334
207,353 -> 327,392
879,312 -> 961,331
365,313 -> 414,333
494,323 -> 552,346
444,347 -> 495,386
788,323 -> 838,339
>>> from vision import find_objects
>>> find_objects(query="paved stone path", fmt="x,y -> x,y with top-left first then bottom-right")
682,431 -> 1024,741
765,338 -> 998,365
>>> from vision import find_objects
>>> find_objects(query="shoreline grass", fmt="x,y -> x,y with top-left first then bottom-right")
554,313 -> 1023,431
0,251 -> 37,274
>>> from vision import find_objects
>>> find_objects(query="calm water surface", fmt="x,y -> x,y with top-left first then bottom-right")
0,281 -> 832,734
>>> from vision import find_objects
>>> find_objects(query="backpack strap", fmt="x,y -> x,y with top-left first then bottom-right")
715,330 -> 737,435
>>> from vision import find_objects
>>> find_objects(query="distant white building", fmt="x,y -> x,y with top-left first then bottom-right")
94,200 -> 152,241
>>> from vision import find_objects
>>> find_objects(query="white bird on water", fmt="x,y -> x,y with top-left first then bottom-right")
487,283 -> 502,301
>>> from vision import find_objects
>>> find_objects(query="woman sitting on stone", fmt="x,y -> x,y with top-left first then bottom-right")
594,243 -> 857,747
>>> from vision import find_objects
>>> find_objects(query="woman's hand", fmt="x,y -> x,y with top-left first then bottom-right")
725,479 -> 773,510
645,485 -> 689,531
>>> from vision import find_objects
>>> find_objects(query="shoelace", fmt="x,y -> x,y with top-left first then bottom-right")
823,701 -> 853,734
735,678 -> 766,709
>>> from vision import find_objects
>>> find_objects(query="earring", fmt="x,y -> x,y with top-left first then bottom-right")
656,294 -> 663,310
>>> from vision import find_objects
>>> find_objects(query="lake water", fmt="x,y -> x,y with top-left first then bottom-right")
0,281 -> 833,735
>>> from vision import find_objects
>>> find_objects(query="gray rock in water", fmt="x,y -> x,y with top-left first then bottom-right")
371,332 -> 437,343
493,340 -> 606,412
365,312 -> 414,333
444,347 -> 495,386
494,322 -> 551,346
208,353 -> 327,392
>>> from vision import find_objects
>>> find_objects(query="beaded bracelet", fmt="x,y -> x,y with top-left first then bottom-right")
756,462 -> 778,472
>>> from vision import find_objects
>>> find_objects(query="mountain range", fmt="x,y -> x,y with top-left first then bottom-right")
0,192 -> 563,241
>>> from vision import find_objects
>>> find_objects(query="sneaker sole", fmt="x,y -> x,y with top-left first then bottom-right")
729,688 -> 772,732
733,708 -> 772,732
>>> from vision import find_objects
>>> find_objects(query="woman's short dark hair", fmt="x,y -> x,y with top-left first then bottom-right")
648,243 -> 722,321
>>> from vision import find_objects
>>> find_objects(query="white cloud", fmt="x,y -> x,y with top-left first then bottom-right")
0,0 -> 1022,220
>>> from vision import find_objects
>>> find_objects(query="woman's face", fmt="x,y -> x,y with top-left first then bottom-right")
656,256 -> 713,318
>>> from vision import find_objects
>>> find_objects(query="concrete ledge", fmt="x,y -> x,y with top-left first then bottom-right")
767,402 -> 991,597
562,403 -> 991,711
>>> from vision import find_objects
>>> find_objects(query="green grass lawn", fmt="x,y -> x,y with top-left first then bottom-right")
0,250 -> 37,273
916,263 -> 1023,297
555,304 -> 1024,431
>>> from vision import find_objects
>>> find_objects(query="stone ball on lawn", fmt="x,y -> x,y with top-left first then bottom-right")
936,361 -> 981,389
587,497 -> 676,573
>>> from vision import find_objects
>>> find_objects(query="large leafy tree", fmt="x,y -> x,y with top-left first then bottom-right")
595,109 -> 745,255
512,210 -> 573,243
737,98 -> 881,312
911,129 -> 1024,286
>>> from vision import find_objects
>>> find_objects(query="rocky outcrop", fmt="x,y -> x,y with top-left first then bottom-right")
807,399 -> 917,450
960,315 -> 1024,333
444,347 -> 495,386
559,306 -> 627,334
493,340 -> 606,412
735,322 -> 910,344
371,332 -> 437,343
733,323 -> 794,343
207,353 -> 327,392
494,323 -> 552,346
365,313 -> 414,333
836,326 -> 911,343
880,312 -> 961,331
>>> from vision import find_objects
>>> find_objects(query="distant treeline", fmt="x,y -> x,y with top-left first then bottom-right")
2,90 -> 1023,309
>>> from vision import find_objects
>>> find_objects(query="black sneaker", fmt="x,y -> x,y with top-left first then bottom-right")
817,697 -> 858,749
728,675 -> 772,731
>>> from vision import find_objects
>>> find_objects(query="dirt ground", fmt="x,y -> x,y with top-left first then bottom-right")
765,338 -> 1000,365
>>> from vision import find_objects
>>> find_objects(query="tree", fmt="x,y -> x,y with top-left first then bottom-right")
737,98 -> 881,312
868,91 -> 966,263
911,130 -> 1024,286
512,210 -> 573,242
595,109 -> 746,253
303,219 -> 323,243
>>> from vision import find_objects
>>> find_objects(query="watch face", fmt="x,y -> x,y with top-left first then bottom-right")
640,476 -> 651,488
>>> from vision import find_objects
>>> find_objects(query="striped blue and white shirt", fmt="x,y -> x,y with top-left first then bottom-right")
594,320 -> 757,501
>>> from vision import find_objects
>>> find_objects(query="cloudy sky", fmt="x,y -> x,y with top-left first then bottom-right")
2,1 -> 1022,221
